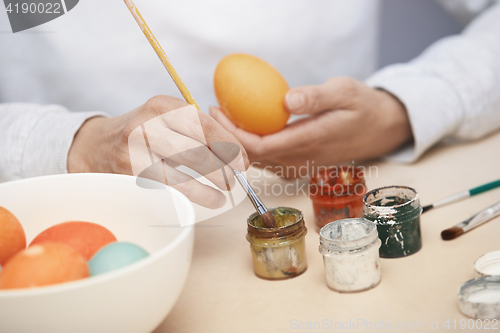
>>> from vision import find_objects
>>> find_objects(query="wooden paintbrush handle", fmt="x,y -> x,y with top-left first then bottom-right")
123,0 -> 200,110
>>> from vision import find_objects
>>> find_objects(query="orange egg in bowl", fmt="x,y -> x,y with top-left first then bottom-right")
0,243 -> 89,290
0,206 -> 26,266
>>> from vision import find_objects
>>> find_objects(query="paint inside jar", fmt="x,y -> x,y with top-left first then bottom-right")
247,207 -> 307,280
319,218 -> 381,293
309,166 -> 367,232
362,186 -> 422,258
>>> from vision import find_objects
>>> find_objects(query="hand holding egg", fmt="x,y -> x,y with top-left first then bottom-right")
68,95 -> 249,209
211,73 -> 412,173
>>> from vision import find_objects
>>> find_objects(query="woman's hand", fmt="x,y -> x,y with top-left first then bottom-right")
68,95 -> 249,208
210,77 -> 412,176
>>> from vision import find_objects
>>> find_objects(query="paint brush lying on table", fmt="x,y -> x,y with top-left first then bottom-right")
422,179 -> 500,214
441,200 -> 500,240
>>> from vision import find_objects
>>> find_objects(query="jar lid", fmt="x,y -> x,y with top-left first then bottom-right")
319,218 -> 378,251
247,207 -> 305,239
458,276 -> 500,319
362,185 -> 421,223
475,250 -> 500,277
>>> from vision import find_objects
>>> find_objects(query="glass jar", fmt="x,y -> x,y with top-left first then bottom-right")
247,207 -> 308,280
362,186 -> 422,258
319,218 -> 381,293
309,166 -> 367,232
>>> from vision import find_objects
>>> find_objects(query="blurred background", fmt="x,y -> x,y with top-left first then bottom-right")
378,0 -> 462,68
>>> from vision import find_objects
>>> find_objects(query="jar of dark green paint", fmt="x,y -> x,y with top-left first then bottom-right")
362,186 -> 422,258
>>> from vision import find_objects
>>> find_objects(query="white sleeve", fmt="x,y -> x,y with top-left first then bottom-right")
366,2 -> 500,163
0,103 -> 106,182
434,0 -> 499,25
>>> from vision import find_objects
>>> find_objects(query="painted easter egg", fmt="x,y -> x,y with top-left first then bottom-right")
0,206 -> 27,266
214,53 -> 290,135
30,221 -> 117,260
88,242 -> 149,276
0,243 -> 89,289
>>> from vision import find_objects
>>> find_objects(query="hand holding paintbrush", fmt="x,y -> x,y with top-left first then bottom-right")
122,0 -> 277,228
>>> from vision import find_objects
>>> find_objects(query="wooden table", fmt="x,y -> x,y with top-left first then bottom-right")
155,131 -> 500,333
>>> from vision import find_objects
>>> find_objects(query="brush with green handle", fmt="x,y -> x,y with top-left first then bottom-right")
422,179 -> 500,214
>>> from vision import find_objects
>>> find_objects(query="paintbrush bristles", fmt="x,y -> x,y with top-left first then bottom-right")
441,226 -> 464,241
261,211 -> 277,228
422,205 -> 433,214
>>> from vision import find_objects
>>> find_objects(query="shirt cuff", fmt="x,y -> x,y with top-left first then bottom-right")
366,67 -> 465,163
22,106 -> 107,178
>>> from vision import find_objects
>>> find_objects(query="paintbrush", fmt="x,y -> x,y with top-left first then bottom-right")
123,0 -> 199,109
233,171 -> 277,228
123,0 -> 277,228
441,201 -> 500,240
422,179 -> 500,214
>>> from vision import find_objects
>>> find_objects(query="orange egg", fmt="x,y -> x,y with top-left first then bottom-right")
0,243 -> 89,289
30,221 -> 117,261
214,53 -> 290,135
0,206 -> 26,266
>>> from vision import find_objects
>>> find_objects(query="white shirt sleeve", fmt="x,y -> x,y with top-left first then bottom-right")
0,103 -> 106,182
366,2 -> 500,163
434,0 -> 499,25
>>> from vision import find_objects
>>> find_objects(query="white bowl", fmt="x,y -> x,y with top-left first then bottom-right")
0,174 -> 195,333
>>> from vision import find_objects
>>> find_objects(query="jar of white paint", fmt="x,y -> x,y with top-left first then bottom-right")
319,218 -> 381,293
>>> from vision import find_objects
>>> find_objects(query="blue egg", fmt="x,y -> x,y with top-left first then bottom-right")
88,242 -> 149,276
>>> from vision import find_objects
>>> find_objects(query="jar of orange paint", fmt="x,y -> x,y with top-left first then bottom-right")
309,166 -> 367,232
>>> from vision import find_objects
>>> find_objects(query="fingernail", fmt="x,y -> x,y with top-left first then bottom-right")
286,92 -> 305,110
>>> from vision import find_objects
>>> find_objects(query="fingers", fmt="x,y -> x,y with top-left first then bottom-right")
210,107 -> 356,162
162,161 -> 227,209
143,95 -> 191,121
158,104 -> 208,144
209,106 -> 272,155
209,106 -> 264,147
197,111 -> 250,171
284,77 -> 362,115
132,95 -> 250,190
210,106 -> 332,158
141,117 -> 236,191
147,100 -> 250,172
137,159 -> 227,209
128,123 -> 228,209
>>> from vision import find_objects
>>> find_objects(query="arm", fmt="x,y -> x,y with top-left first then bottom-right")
367,2 -> 500,162
1,99 -> 249,209
0,103 -> 105,182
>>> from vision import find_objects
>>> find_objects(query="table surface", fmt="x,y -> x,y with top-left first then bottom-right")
154,131 -> 500,333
